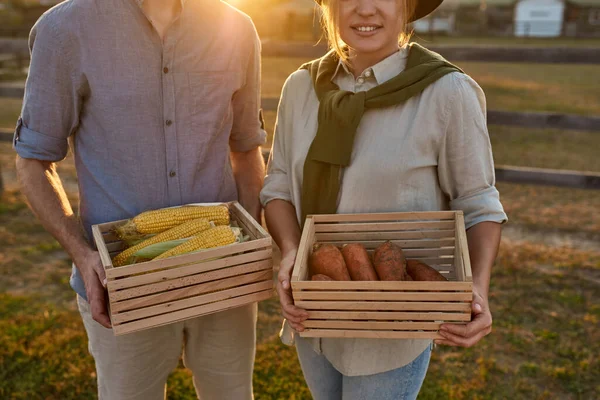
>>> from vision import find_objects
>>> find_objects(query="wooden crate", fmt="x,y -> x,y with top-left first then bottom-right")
92,202 -> 273,335
291,211 -> 472,340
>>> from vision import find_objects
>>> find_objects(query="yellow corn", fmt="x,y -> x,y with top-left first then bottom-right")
116,205 -> 230,238
153,225 -> 236,260
112,218 -> 211,267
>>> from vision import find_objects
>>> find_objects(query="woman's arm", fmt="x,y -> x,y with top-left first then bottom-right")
264,199 -> 309,331
260,72 -> 310,331
437,221 -> 501,347
436,73 -> 507,347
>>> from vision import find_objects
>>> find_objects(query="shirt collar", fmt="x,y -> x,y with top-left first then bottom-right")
332,45 -> 410,85
135,0 -> 187,8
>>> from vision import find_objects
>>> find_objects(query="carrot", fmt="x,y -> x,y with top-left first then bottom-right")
311,274 -> 334,281
406,259 -> 447,281
341,243 -> 378,281
309,244 -> 351,281
373,241 -> 408,281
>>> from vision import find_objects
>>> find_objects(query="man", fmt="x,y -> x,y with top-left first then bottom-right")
14,0 -> 266,398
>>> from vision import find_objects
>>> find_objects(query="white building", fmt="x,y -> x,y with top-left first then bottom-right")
514,0 -> 566,36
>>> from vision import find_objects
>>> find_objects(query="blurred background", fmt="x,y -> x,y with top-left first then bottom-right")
0,0 -> 598,399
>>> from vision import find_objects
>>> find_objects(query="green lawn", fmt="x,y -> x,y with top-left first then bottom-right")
1,235 -> 598,399
489,126 -> 600,172
261,57 -> 600,117
0,98 -> 20,129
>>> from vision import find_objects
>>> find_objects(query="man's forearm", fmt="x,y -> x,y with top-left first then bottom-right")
231,147 -> 265,221
16,156 -> 94,266
466,221 -> 502,298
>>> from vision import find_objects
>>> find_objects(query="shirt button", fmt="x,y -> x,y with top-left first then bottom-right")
364,69 -> 372,78
165,119 -> 172,126
357,77 -> 365,84
163,67 -> 169,73
169,170 -> 176,177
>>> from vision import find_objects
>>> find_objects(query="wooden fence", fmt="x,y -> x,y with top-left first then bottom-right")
1,40 -> 600,192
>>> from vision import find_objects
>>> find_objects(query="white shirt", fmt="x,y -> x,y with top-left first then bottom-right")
260,47 -> 507,376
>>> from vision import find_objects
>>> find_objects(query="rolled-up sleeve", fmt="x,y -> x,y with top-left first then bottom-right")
437,73 -> 507,229
13,18 -> 85,162
260,77 -> 293,207
229,21 -> 267,153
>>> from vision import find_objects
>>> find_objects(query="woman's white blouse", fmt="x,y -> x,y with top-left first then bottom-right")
260,47 -> 507,376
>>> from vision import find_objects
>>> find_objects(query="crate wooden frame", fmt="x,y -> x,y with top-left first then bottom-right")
92,202 -> 273,335
291,211 -> 473,340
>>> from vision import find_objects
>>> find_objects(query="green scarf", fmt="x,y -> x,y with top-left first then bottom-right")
300,43 -> 463,222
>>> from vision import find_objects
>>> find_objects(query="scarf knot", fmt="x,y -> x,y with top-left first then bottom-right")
300,43 -> 463,223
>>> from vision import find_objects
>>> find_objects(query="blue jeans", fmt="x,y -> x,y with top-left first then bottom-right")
295,337 -> 431,400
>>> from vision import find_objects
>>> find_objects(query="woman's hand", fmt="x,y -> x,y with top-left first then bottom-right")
435,289 -> 492,347
277,249 -> 309,331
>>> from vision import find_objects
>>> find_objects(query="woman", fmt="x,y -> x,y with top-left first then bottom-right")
260,0 -> 507,398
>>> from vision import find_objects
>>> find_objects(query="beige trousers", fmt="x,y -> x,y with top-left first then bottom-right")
77,295 -> 257,400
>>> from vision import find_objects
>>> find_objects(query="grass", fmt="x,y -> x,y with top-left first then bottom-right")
1,236 -> 598,399
489,126 -> 600,172
497,182 -> 600,236
261,57 -> 600,117
0,98 -> 21,129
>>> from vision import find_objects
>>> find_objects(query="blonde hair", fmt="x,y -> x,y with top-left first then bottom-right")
319,0 -> 415,63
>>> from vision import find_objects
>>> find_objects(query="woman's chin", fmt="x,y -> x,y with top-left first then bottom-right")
347,41 -> 390,57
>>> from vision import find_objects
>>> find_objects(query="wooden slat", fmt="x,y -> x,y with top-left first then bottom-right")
92,225 -> 113,270
112,289 -> 272,335
314,220 -> 456,233
315,229 -> 456,241
291,217 -> 315,282
230,202 -> 269,239
495,165 -> 600,190
111,280 -> 273,324
316,238 -> 455,249
299,329 -> 444,339
399,257 -> 454,266
106,242 -> 126,253
454,213 -> 466,282
101,230 -> 122,243
303,320 -> 443,330
109,259 -> 272,301
292,280 -> 472,291
311,211 -> 456,223
400,248 -> 454,257
294,291 -> 472,302
488,110 -> 600,133
259,41 -> 600,65
307,310 -> 471,322
111,269 -> 272,313
295,301 -> 472,312
105,242 -> 271,280
455,212 -> 473,282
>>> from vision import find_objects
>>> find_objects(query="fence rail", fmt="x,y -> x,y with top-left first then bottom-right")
260,40 -> 600,64
1,129 -> 599,190
2,38 -> 600,64
2,88 -> 599,133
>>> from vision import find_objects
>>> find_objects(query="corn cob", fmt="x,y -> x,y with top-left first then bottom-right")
115,205 -> 230,239
112,218 -> 212,267
153,225 -> 237,260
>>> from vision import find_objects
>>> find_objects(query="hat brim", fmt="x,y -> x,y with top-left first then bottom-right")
313,0 -> 444,23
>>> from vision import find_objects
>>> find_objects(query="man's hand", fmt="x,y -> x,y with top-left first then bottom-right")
277,250 -> 308,332
436,290 -> 492,347
77,249 -> 112,328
